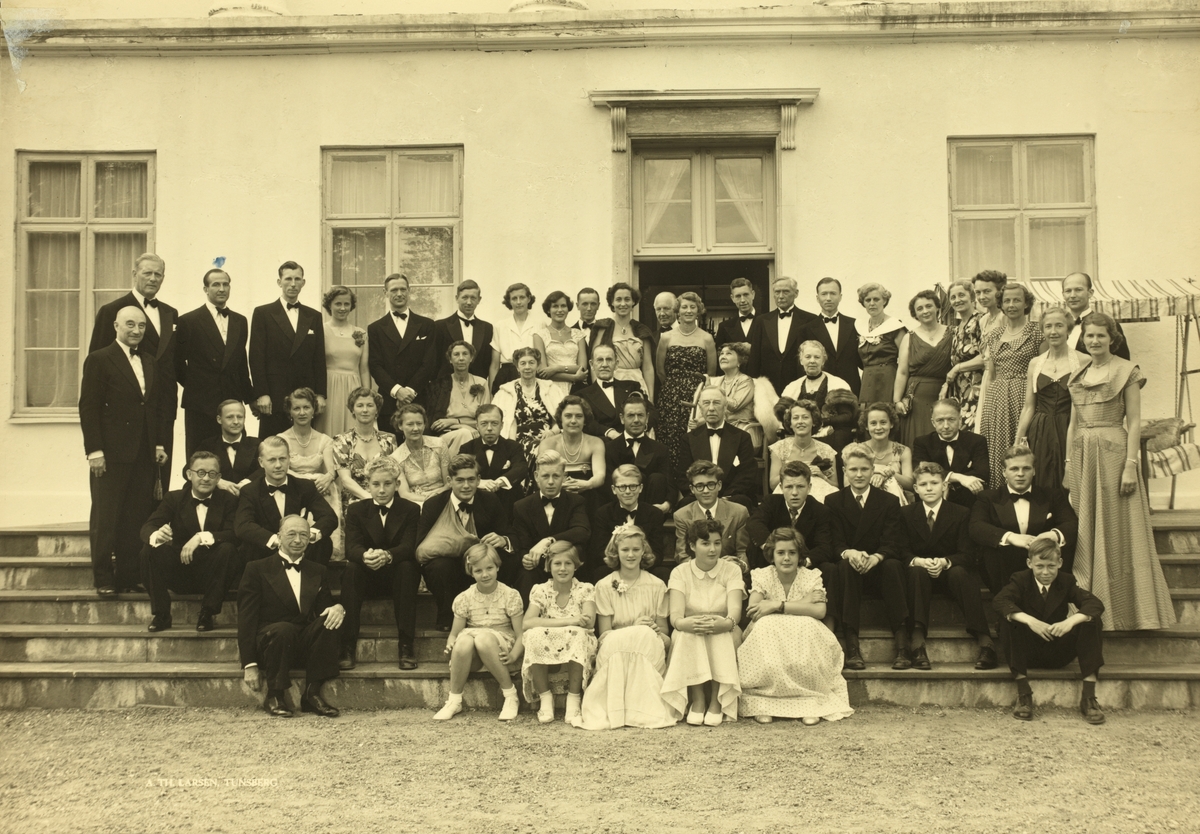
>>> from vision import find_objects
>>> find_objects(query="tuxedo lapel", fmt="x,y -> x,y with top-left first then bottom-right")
156,306 -> 175,361
235,438 -> 256,474
836,318 -> 856,360
996,495 -> 1020,535
1029,492 -> 1052,535
261,484 -> 283,528
265,560 -> 300,615
268,302 -> 294,341
588,386 -> 617,422
292,308 -> 316,356
717,426 -> 738,471
110,348 -> 144,401
383,502 -> 404,541
299,563 -> 321,616
764,313 -> 781,353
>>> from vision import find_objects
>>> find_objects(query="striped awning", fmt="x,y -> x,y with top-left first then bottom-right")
1026,277 -> 1200,321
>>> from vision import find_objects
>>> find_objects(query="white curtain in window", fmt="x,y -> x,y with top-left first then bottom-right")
95,233 -> 147,295
957,218 -> 1017,280
26,232 -> 81,408
955,146 -> 1014,207
1027,145 -> 1085,205
714,158 -> 764,243
28,161 -> 81,218
396,156 -> 455,215
332,227 -> 387,328
329,158 -> 389,215
643,159 -> 690,244
1029,218 -> 1087,278
94,162 -> 147,218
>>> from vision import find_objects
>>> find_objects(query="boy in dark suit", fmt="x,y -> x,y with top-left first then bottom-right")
827,443 -> 908,670
604,393 -> 671,511
238,515 -> 344,718
676,386 -> 759,509
592,464 -> 668,583
194,399 -> 261,496
511,450 -> 590,603
461,404 -> 529,506
970,445 -> 1077,594
139,451 -> 238,633
912,399 -> 990,510
368,273 -> 438,430
994,538 -> 1106,724
900,462 -> 996,671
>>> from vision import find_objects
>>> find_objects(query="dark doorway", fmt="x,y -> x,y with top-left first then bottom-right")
636,260 -> 772,333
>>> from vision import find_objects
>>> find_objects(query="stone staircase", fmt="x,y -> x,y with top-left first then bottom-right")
0,518 -> 1197,712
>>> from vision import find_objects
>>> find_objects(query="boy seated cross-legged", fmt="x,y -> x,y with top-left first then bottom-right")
994,538 -> 1106,724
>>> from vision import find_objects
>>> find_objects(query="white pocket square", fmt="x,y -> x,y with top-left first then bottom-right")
733,456 -> 740,467
416,335 -> 427,341
1046,513 -> 1053,520
502,461 -> 511,471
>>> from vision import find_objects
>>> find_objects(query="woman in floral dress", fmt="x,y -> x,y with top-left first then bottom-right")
332,387 -> 399,518
942,279 -> 985,428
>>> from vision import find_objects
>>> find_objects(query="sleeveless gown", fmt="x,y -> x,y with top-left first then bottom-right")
900,328 -> 953,447
1026,365 -> 1074,491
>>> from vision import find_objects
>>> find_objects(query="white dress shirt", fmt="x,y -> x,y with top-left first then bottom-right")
280,297 -> 299,332
540,493 -> 557,525
266,478 -> 288,519
706,422 -> 726,463
119,341 -> 146,395
391,309 -> 409,340
1066,305 -> 1093,348
207,302 -> 229,342
738,309 -> 756,338
281,556 -> 303,608
823,314 -> 840,350
776,308 -> 795,353
132,289 -> 161,336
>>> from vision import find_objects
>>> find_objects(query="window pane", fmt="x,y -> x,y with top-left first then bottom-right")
95,233 -> 147,291
332,227 -> 387,288
396,154 -> 456,215
714,158 -> 764,244
408,286 -> 455,320
26,292 -> 79,348
955,145 -> 1014,206
1027,145 -> 1086,205
957,218 -> 1017,279
25,350 -> 79,408
27,233 -> 81,290
329,156 -> 389,215
94,161 -> 148,218
396,226 -> 455,286
1029,217 -> 1087,279
643,159 -> 692,245
28,162 -> 82,218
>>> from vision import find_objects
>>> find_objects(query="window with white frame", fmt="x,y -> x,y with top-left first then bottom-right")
949,136 -> 1096,283
14,153 -> 155,415
323,148 -> 463,327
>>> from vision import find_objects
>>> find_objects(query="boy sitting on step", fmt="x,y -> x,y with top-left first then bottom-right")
993,538 -> 1106,724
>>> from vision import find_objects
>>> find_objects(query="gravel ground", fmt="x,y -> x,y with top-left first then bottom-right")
0,705 -> 1196,833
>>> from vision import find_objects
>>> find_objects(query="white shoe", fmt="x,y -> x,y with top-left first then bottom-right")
537,693 -> 555,724
499,693 -> 519,721
564,693 -> 582,724
686,709 -> 705,726
433,699 -> 463,721
703,710 -> 723,727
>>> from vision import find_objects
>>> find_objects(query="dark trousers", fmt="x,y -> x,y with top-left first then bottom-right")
89,446 -> 157,588
907,564 -> 991,636
142,541 -> 234,619
837,557 -> 908,634
255,617 -> 341,692
340,559 -> 420,653
984,549 -> 1030,595
257,410 -> 293,440
184,408 -> 219,458
998,617 -> 1104,679
423,556 -> 472,629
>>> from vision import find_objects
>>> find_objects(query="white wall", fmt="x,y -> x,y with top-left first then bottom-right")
1,31 -> 1197,524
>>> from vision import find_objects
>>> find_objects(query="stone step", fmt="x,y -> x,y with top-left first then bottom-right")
0,660 -> 1195,710
0,557 -> 95,590
1161,555 -> 1200,588
0,526 -> 89,559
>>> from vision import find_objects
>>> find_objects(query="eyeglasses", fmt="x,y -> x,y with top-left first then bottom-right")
613,484 -> 641,492
188,469 -> 220,479
691,482 -> 720,492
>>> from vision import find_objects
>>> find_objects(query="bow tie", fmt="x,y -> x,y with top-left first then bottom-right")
281,560 -> 302,572
194,496 -> 210,506
127,346 -> 141,357
143,298 -> 159,309
707,427 -> 723,437
458,316 -> 473,326
739,314 -> 753,322
215,307 -> 229,318
580,321 -> 594,330
285,301 -> 300,311
392,311 -> 408,320
457,502 -> 473,514
541,495 -> 556,507
1009,491 -> 1031,502
659,324 -> 673,333
266,482 -> 286,495
822,315 -> 838,324
377,503 -> 391,517
601,380 -> 615,389
777,309 -> 793,319
224,440 -> 239,450
627,436 -> 640,447
482,442 -> 497,450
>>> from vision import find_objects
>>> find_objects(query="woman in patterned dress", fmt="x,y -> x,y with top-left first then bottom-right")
978,283 -> 1045,488
391,404 -> 450,508
280,387 -> 341,558
895,290 -> 953,447
738,527 -> 853,725
532,290 -> 588,400
860,401 -> 913,503
426,340 -> 491,456
1016,308 -> 1083,491
856,283 -> 907,407
521,541 -> 598,725
657,292 -> 717,473
942,280 -> 985,429
491,346 -> 563,492
332,388 -> 399,521
589,283 -> 656,395
315,286 -> 370,438
1066,313 -> 1176,631
768,399 -> 838,499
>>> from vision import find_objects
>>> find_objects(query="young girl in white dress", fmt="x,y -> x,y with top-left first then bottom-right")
434,543 -> 525,722
521,541 -> 598,725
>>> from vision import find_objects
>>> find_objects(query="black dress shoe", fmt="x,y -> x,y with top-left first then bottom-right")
975,645 -> 999,670
265,694 -> 293,718
398,644 -> 418,671
912,645 -> 931,670
892,647 -> 914,670
196,611 -> 215,632
1013,692 -> 1034,721
119,584 -> 146,594
301,686 -> 339,718
96,586 -> 117,597
1080,696 -> 1106,725
338,647 -> 356,671
843,640 -> 866,671
147,616 -> 172,633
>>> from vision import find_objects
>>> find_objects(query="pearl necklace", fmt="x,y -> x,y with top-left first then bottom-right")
293,428 -> 312,449
561,434 -> 584,463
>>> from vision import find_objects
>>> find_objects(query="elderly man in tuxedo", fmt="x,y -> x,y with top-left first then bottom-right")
238,515 -> 344,718
603,393 -> 671,511
577,344 -> 657,439
797,277 -> 861,396
653,292 -> 678,335
89,253 -> 178,487
675,386 -> 759,509
511,450 -> 590,604
1062,272 -> 1129,360
970,445 -> 1077,594
140,450 -> 238,633
715,277 -> 758,349
175,268 -> 252,456
912,399 -> 990,510
368,273 -> 438,431
195,399 -> 261,496
460,404 -> 529,510
80,305 -> 169,595
748,275 -> 816,395
434,279 -> 494,382
248,261 -> 327,437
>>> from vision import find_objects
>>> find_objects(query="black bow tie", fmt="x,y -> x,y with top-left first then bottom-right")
707,427 -> 723,437
285,301 -> 300,311
541,495 -> 556,507
482,442 -> 497,450
127,346 -> 140,357
266,482 -> 286,495
392,311 -> 408,320
1009,491 -> 1031,502
194,496 -> 210,506
281,560 -> 302,572
580,321 -> 594,330
143,298 -> 159,309
215,307 -> 229,318
224,440 -> 239,450
601,380 -> 615,389
458,316 -> 473,326
457,502 -> 473,514
627,436 -> 640,447
778,309 -> 793,319
822,315 -> 838,324
659,324 -> 673,333
377,503 -> 391,517
739,314 -> 753,322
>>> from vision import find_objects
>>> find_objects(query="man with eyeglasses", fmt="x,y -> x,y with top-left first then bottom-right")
589,464 -> 669,583
139,450 -> 239,633
672,461 -> 749,574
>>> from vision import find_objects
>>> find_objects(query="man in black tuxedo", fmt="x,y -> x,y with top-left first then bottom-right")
139,450 -> 238,633
434,279 -> 494,382
748,276 -> 815,395
970,445 -> 1077,594
604,394 -> 671,511
511,450 -> 590,603
238,515 -> 344,718
461,404 -> 529,508
827,444 -> 908,670
368,273 -> 438,432
748,459 -> 833,581
676,386 -> 759,509
175,268 -> 252,456
715,277 -> 758,349
80,306 -> 169,595
577,344 -> 657,439
900,463 -> 996,671
340,457 -> 422,671
994,539 -> 1106,724
89,253 -> 178,487
195,400 -> 261,496
589,464 -> 668,583
652,292 -> 678,334
574,288 -> 601,336
797,277 -> 861,396
417,454 -> 514,630
234,437 -> 337,576
912,399 -> 990,510
248,261 -> 326,437
1063,272 -> 1129,360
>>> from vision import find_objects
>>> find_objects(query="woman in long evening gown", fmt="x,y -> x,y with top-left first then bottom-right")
942,279 -> 985,428
856,283 -> 906,406
656,292 -> 717,474
1016,308 -> 1083,491
896,290 -> 952,447
316,286 -> 370,438
1066,313 -> 1176,631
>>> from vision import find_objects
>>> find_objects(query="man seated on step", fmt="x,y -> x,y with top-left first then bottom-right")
194,399 -> 261,497
675,386 -> 759,510
340,456 -> 421,672
911,398 -> 989,511
994,538 -> 1106,725
460,404 -> 529,512
590,464 -> 669,583
898,462 -> 997,672
233,436 -> 337,585
238,514 -> 344,718
577,344 -> 658,439
673,460 -> 749,575
603,393 -> 672,512
139,450 -> 239,634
